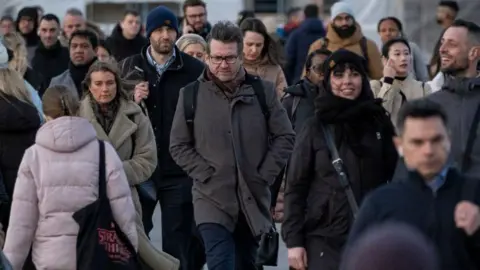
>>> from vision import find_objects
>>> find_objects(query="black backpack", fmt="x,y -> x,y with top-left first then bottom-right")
183,74 -> 270,134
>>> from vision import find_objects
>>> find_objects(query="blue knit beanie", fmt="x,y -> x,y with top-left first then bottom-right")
146,6 -> 179,37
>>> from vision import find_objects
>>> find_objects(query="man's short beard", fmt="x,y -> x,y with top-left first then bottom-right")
332,24 -> 357,39
441,56 -> 470,77
152,42 -> 174,55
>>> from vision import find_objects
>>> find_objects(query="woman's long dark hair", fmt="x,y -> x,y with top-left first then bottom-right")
239,18 -> 285,66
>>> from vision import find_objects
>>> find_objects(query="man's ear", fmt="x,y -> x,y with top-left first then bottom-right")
468,46 -> 480,61
393,136 -> 403,156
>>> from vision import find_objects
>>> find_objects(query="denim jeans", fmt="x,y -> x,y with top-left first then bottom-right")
198,213 -> 260,270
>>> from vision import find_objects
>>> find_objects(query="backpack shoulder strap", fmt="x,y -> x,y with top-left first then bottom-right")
183,81 -> 200,136
246,74 -> 269,121
292,96 -> 301,119
360,37 -> 369,71
321,37 -> 329,50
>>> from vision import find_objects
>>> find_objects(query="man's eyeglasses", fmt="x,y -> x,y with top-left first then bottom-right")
209,55 -> 238,64
310,65 -> 324,75
187,13 -> 206,20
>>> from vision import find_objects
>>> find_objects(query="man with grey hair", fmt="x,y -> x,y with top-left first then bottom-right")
59,8 -> 86,47
170,20 -> 295,269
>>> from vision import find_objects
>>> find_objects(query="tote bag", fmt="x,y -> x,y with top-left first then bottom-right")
73,140 -> 140,270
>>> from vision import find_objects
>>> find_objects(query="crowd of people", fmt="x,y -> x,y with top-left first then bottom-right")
0,0 -> 479,269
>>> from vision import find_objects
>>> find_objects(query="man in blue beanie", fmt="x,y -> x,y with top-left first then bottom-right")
120,5 -> 206,270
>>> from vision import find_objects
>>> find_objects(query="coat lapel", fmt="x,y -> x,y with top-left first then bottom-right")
79,96 -> 139,151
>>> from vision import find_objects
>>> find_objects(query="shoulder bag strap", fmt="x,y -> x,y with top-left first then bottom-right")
98,140 -> 107,200
320,123 -> 360,218
183,81 -> 200,138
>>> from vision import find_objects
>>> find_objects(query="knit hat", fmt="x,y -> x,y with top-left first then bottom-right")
322,49 -> 372,99
323,49 -> 367,77
146,6 -> 179,38
341,223 -> 439,270
331,1 -> 355,19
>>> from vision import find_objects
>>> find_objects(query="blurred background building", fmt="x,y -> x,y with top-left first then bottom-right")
1,0 -> 479,59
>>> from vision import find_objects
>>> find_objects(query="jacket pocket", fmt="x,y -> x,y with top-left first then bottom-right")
304,191 -> 333,232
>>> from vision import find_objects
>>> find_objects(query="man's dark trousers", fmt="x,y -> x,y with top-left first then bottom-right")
140,175 -> 205,270
198,213 -> 260,270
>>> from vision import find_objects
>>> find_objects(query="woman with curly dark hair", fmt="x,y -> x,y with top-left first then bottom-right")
240,18 -> 287,97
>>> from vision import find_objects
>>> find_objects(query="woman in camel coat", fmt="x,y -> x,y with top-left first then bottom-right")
78,60 -> 179,270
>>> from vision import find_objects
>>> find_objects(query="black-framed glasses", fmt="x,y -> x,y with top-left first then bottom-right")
310,65 -> 324,75
209,55 -> 238,64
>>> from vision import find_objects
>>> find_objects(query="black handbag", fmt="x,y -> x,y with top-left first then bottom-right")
73,140 -> 140,270
256,221 -> 279,266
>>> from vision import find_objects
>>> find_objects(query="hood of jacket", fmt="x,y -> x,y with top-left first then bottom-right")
36,116 -> 97,153
298,18 -> 326,35
285,78 -> 323,97
442,74 -> 480,94
326,22 -> 364,47
109,23 -> 146,44
0,95 -> 40,132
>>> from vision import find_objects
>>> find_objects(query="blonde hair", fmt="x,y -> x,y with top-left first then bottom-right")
42,85 -> 80,119
176,34 -> 207,52
0,68 -> 33,106
2,32 -> 28,76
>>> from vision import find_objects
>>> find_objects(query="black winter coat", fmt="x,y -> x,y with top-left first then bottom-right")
282,79 -> 323,133
282,97 -> 397,269
0,95 -> 40,228
120,46 -> 205,181
348,164 -> 480,270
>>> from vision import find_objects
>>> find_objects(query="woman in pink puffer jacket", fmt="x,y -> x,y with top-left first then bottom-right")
3,85 -> 138,270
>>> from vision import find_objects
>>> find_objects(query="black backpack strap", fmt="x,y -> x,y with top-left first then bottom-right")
359,37 -> 369,73
183,81 -> 200,137
245,74 -> 270,121
321,37 -> 329,50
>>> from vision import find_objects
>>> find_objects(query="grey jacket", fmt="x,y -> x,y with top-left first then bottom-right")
169,73 -> 295,236
427,76 -> 480,177
49,70 -> 78,98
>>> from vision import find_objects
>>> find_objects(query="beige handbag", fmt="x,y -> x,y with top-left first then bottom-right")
137,225 -> 180,270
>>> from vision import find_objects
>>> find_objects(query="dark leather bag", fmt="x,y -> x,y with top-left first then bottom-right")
256,221 -> 279,266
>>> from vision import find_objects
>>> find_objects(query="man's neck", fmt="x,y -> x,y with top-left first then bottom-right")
150,47 -> 173,65
455,67 -> 479,78
122,30 -> 135,40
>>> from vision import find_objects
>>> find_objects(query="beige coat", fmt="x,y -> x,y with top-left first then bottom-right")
79,96 -> 180,270
79,96 -> 157,222
244,58 -> 287,97
371,76 -> 432,126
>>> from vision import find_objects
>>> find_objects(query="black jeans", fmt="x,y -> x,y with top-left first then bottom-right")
140,176 -> 205,270
198,213 -> 260,270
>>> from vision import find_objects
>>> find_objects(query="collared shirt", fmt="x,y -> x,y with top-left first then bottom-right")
146,45 -> 176,75
427,166 -> 449,193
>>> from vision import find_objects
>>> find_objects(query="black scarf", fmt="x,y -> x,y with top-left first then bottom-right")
68,57 -> 97,97
315,94 -> 390,156
90,94 -> 120,134
22,31 -> 40,47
